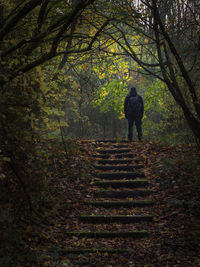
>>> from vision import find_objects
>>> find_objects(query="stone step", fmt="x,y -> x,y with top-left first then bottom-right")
97,172 -> 145,179
79,215 -> 153,224
65,231 -> 148,238
98,144 -> 129,148
95,165 -> 143,171
113,144 -> 129,148
97,149 -> 131,154
85,200 -> 155,208
115,153 -> 137,158
93,179 -> 149,188
57,248 -> 131,254
93,154 -> 109,159
94,189 -> 153,198
98,159 -> 133,165
99,158 -> 141,164
96,140 -> 128,143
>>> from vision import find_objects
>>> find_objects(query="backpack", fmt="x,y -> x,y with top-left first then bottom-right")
128,95 -> 141,114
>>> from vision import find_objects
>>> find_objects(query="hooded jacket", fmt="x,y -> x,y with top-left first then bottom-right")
124,87 -> 144,119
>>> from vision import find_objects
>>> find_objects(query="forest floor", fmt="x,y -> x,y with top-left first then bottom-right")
1,139 -> 200,267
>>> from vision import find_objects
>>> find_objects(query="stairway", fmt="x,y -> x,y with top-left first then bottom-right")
65,140 -> 154,255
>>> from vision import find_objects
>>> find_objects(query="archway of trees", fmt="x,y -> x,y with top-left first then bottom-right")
0,1 -> 199,264
1,0 -> 199,147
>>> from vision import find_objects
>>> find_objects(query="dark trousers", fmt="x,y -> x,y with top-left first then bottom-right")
127,117 -> 142,141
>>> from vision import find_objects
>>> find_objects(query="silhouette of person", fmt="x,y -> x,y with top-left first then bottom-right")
124,87 -> 144,141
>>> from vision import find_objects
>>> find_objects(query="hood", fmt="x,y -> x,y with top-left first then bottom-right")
130,87 -> 137,97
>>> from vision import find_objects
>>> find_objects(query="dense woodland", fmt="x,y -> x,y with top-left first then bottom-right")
0,0 -> 200,266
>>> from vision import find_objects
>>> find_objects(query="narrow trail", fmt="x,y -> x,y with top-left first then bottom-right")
41,140 -> 200,266
62,140 -> 157,265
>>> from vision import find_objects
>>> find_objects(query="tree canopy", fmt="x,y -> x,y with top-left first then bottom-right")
1,1 -> 200,265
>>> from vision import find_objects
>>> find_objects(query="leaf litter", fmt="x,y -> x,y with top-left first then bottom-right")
6,140 -> 200,266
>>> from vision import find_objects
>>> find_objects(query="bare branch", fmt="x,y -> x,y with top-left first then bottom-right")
8,18 -> 109,82
0,0 -> 43,41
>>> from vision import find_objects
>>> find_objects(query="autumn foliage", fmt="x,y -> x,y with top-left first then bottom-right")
0,0 -> 200,265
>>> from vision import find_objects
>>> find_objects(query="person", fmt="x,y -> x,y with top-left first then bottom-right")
124,87 -> 144,141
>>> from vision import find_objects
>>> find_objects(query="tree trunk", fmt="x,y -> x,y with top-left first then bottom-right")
152,0 -> 200,142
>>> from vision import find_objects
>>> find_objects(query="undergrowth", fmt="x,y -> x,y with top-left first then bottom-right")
0,138 -> 93,266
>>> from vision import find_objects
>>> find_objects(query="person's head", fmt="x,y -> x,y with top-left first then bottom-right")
130,87 -> 137,96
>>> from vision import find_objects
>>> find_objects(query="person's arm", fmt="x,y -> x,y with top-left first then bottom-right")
124,95 -> 129,118
140,96 -> 144,118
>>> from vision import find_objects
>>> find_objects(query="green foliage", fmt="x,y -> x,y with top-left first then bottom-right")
142,78 -> 193,142
0,1 -> 199,265
142,79 -> 182,139
94,79 -> 128,117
